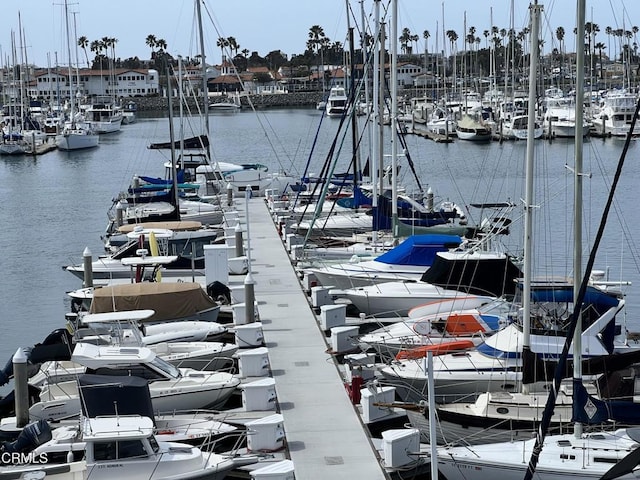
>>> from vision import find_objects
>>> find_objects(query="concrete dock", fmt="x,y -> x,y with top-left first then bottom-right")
238,196 -> 389,479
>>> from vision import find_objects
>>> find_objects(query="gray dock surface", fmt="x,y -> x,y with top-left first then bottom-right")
242,197 -> 388,479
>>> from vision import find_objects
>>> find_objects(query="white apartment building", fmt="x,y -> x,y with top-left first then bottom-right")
27,68 -> 159,101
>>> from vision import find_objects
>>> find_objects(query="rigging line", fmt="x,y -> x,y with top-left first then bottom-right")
293,114 -> 333,225
376,61 -> 426,195
524,87 -> 640,480
199,2 -> 293,175
301,86 -> 363,245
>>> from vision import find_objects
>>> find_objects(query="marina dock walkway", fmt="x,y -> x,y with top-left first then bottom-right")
240,196 -> 388,479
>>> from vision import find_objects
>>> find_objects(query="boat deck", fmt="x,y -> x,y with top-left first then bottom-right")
236,197 -> 388,479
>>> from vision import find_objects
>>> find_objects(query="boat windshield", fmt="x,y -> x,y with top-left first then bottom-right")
150,356 -> 181,379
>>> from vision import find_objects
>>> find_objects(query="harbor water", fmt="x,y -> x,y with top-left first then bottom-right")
1,106 -> 640,372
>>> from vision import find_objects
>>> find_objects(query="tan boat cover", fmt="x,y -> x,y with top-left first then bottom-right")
89,282 -> 216,322
117,221 -> 202,233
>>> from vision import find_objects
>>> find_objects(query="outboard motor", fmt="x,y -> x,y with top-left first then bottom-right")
1,420 -> 51,457
207,281 -> 232,305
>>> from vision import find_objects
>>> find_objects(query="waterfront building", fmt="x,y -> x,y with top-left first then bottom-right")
27,67 -> 159,101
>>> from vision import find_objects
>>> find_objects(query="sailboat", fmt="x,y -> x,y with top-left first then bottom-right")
55,0 -> 99,151
436,3 -> 640,479
375,2 -> 631,410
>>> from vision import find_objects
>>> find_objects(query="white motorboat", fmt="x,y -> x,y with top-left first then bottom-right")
31,342 -> 241,420
325,86 -> 348,117
84,100 -> 124,133
67,281 -> 222,324
542,94 -> 591,138
306,234 -> 462,290
502,114 -> 544,140
30,310 -> 237,389
591,89 -> 640,137
209,99 -> 241,112
455,113 -> 493,141
0,415 -> 251,480
333,250 -> 521,316
67,309 -> 226,345
65,225 -> 219,280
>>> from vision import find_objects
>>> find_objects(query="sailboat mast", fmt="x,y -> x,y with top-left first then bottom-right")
63,0 -> 75,125
522,1 -> 542,394
195,0 -> 210,160
390,0 -> 398,235
572,0 -> 586,439
371,0 -> 380,241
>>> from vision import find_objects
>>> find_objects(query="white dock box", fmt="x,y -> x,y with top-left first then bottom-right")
246,414 -> 285,452
204,244 -> 229,286
242,377 -> 277,411
237,347 -> 270,377
235,322 -> 264,348
233,301 -> 259,325
310,286 -> 333,308
382,428 -> 420,468
330,326 -> 359,353
320,304 -> 346,330
250,460 -> 295,480
361,386 -> 396,423
302,272 -> 318,292
228,255 -> 249,275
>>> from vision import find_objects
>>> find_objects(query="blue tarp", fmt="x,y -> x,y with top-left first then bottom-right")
521,284 -> 621,310
375,234 -> 461,266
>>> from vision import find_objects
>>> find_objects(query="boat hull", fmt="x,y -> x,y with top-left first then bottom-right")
56,132 -> 99,151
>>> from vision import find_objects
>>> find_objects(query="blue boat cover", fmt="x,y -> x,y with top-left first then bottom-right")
375,234 -> 461,266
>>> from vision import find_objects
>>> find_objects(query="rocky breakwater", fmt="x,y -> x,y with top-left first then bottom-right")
133,92 -> 323,111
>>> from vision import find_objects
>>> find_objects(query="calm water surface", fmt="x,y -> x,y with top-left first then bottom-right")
1,107 -> 639,369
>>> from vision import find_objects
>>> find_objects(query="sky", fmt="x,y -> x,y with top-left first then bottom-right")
1,0 -> 640,68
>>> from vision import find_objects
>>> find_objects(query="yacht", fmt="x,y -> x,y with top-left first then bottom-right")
30,342 -> 241,421
0,415 -> 249,480
542,94 -> 591,138
590,89 -> 640,137
325,86 -> 348,117
84,100 -> 124,133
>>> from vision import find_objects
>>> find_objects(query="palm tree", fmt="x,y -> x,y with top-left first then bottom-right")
410,34 -> 419,56
555,26 -> 565,55
145,34 -> 157,59
446,29 -> 458,86
594,41 -> 606,79
227,37 -> 239,57
216,37 -> 229,61
77,35 -> 90,68
399,27 -> 412,55
307,25 -> 327,90
423,30 -> 430,74
555,26 -> 565,78
90,39 -> 103,69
